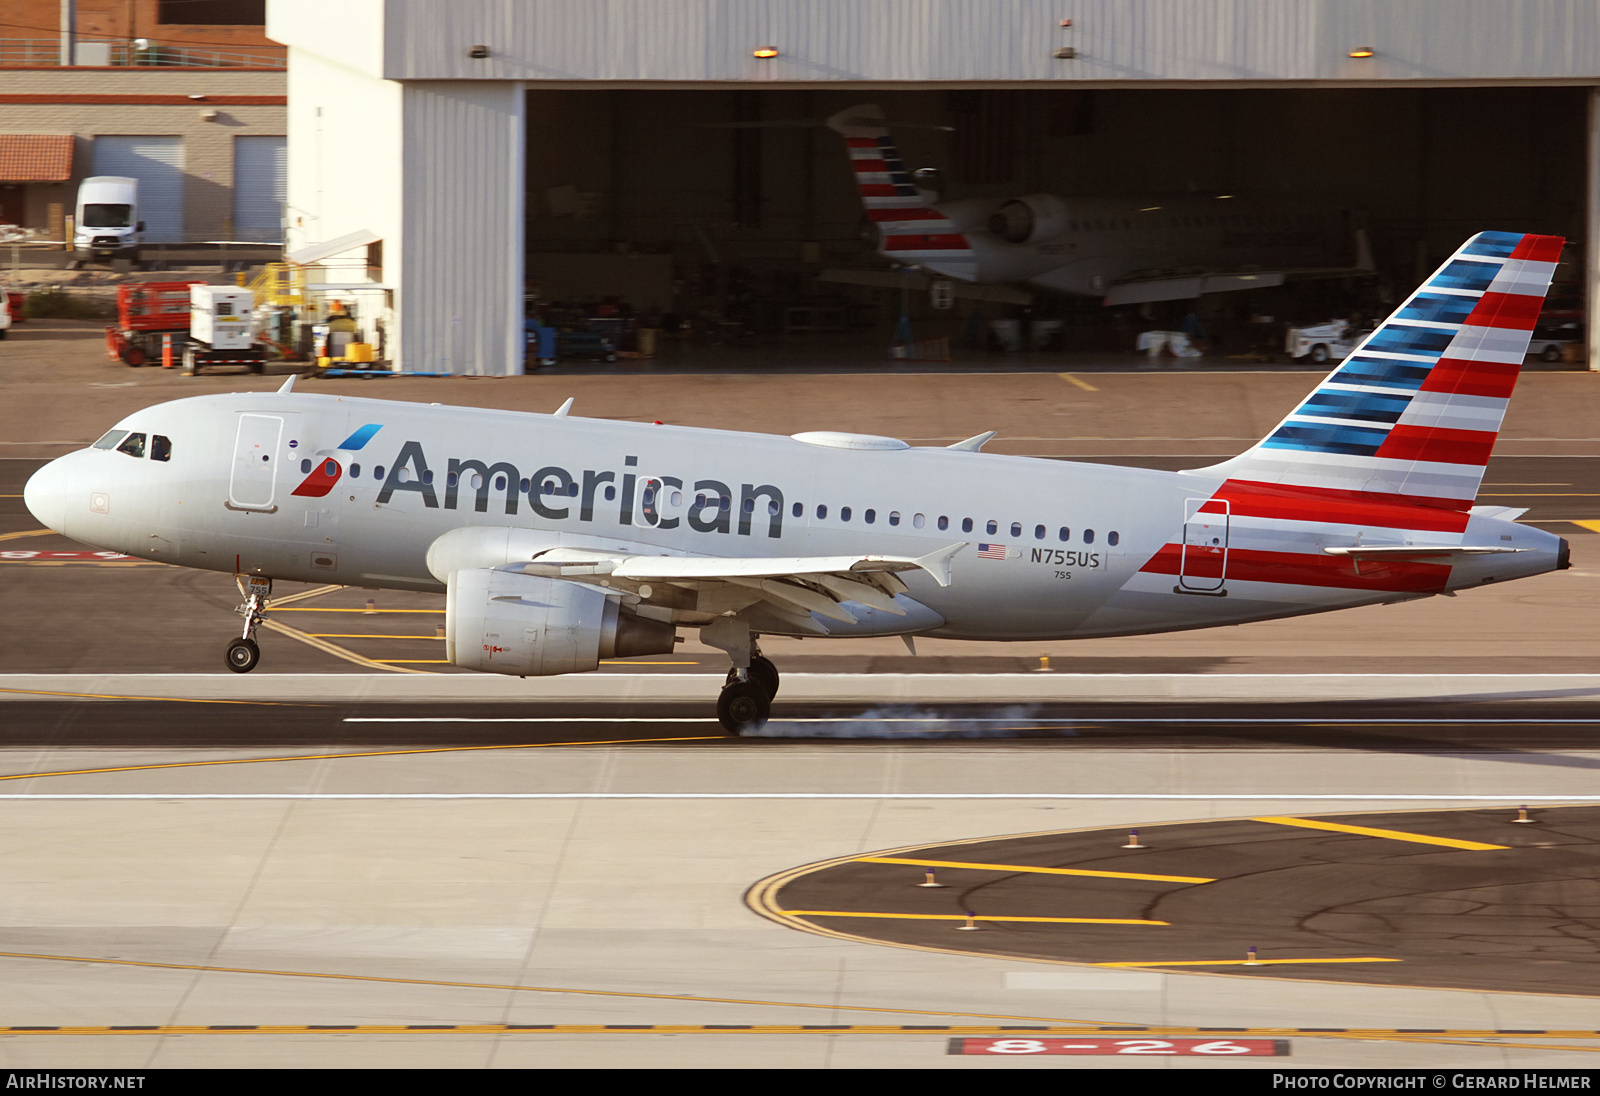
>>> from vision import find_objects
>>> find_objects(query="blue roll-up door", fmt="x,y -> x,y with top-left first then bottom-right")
91,136 -> 184,243
233,136 -> 286,243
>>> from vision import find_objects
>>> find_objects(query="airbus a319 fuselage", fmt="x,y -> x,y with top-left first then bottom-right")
22,230 -> 1572,730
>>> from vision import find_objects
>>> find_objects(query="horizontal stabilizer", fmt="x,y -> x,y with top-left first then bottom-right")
1323,545 -> 1526,559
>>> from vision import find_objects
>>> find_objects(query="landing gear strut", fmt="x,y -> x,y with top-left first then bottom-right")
702,619 -> 774,734
725,654 -> 779,699
226,576 -> 271,673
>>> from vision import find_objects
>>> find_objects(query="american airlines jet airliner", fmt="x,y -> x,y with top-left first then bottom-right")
23,231 -> 1569,732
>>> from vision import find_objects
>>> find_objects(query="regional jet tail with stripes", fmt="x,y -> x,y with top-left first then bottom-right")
828,102 -> 1373,306
23,232 -> 1568,732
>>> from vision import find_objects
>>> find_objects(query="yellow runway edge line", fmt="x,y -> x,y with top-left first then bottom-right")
1254,816 -> 1508,850
857,856 -> 1213,884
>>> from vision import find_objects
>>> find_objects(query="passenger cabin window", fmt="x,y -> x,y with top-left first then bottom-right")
841,507 -> 852,522
888,511 -> 900,526
985,520 -> 997,535
962,518 -> 973,533
1010,522 -> 1022,537
93,429 -> 130,450
865,509 -> 876,524
1108,531 -> 1120,546
151,435 -> 172,462
115,432 -> 147,458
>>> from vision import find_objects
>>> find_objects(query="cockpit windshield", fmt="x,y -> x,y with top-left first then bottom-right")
115,432 -> 147,458
92,429 -> 129,450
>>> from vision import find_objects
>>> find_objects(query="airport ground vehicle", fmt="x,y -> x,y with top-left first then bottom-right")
1286,320 -> 1371,363
1527,320 -> 1583,362
73,177 -> 142,265
105,282 -> 268,372
27,231 -> 1572,732
104,281 -> 202,366
183,286 -> 268,374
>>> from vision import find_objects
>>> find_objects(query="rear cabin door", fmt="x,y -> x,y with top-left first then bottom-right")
1178,497 -> 1229,594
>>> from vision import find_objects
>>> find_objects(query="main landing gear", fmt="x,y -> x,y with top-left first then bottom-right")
702,618 -> 777,734
226,576 -> 271,673
718,653 -> 779,734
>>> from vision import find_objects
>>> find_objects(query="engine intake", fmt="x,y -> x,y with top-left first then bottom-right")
446,569 -> 675,676
987,194 -> 1070,244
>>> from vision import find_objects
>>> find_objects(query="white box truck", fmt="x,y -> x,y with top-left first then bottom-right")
74,177 -> 142,265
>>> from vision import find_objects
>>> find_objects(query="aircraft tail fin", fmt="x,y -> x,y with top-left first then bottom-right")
1190,231 -> 1565,510
825,103 -> 977,281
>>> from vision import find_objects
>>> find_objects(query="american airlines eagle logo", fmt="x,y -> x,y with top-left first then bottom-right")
291,424 -> 383,498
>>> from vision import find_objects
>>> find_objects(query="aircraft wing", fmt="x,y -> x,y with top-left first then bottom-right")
427,527 -> 964,633
1104,230 -> 1377,306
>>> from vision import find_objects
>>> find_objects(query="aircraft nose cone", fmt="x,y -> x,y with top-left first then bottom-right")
23,456 -> 71,534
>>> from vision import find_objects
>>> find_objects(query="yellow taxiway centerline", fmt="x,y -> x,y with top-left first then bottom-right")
1058,373 -> 1100,392
0,737 -> 726,784
1253,816 -> 1507,850
782,911 -> 1168,925
1096,957 -> 1400,967
857,856 -> 1213,884
0,950 -> 1102,1026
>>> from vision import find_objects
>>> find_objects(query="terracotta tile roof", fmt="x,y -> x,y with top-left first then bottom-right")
0,135 -> 74,182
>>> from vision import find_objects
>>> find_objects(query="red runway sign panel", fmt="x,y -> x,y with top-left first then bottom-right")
949,1037 -> 1289,1056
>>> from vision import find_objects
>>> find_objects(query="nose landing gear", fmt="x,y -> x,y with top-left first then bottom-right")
226,576 -> 271,674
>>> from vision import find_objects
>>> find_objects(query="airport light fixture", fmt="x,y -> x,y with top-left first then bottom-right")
1348,47 -> 1375,58
753,47 -> 779,59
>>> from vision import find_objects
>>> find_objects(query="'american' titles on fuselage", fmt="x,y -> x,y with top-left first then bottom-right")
371,439 -> 785,538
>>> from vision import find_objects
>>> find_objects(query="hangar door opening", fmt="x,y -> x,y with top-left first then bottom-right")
521,87 -> 1586,363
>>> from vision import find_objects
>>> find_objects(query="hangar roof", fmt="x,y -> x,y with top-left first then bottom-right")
269,0 -> 1600,87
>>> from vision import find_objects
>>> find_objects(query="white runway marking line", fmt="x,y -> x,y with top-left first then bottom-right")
341,716 -> 1600,724
1,794 -> 1595,801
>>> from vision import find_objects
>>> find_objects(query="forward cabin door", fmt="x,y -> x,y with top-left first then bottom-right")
1178,497 -> 1229,594
228,413 -> 283,512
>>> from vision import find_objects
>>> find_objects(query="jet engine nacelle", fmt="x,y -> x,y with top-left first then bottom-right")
445,568 -> 675,677
987,194 -> 1071,245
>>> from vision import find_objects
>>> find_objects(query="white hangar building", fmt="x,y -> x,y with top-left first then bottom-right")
269,0 -> 1600,374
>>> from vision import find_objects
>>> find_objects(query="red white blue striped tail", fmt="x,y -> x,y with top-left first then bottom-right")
1192,231 -> 1564,510
825,103 -> 976,281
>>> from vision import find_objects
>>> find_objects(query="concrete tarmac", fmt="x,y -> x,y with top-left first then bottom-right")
2,328 -> 1599,1068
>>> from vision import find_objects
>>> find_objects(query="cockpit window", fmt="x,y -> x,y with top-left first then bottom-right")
115,432 -> 147,458
92,429 -> 130,450
151,435 -> 172,462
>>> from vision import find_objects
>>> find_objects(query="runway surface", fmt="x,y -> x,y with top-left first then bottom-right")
5,445 -> 1600,1068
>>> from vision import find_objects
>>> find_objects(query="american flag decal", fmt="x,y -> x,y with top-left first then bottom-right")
978,543 -> 1008,560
